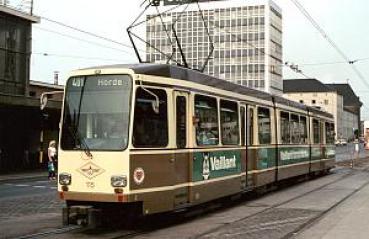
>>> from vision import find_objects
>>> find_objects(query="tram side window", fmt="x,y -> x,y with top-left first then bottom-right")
195,95 -> 219,146
240,107 -> 246,146
258,107 -> 271,144
220,100 -> 239,145
280,111 -> 290,144
313,119 -> 320,144
300,116 -> 308,144
133,88 -> 168,148
176,96 -> 187,149
325,122 -> 335,144
291,114 -> 300,144
247,108 -> 254,145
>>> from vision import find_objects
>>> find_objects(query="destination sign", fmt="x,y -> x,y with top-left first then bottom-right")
67,75 -> 131,91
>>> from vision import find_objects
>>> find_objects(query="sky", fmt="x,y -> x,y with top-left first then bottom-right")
28,0 -> 369,120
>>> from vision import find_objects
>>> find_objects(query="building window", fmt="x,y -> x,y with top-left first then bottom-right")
324,99 -> 329,105
299,100 -> 304,104
312,100 -> 316,104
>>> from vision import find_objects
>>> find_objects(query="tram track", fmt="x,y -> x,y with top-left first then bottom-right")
12,166 -> 368,239
12,225 -> 83,239
192,165 -> 369,239
285,169 -> 369,239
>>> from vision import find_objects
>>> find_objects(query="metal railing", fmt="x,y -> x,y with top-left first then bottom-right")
0,0 -> 34,15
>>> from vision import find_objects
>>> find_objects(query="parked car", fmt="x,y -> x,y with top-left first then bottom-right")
335,138 -> 347,146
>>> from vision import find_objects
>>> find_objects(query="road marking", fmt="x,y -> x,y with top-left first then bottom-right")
0,183 -> 57,190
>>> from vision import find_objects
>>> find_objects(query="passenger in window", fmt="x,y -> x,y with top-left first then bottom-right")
197,128 -> 217,145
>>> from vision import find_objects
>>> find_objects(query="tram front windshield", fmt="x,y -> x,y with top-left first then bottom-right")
61,75 -> 132,151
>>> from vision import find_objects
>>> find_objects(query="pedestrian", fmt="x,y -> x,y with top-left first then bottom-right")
48,140 -> 57,180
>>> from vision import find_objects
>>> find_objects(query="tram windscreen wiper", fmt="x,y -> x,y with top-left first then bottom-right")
72,78 -> 93,158
72,126 -> 92,158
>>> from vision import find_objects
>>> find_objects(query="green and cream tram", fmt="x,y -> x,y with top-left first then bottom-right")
58,64 -> 335,224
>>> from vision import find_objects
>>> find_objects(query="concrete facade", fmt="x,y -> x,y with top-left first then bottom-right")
146,0 -> 283,95
0,5 -> 62,173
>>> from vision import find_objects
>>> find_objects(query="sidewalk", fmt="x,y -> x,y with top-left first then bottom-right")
296,169 -> 369,239
0,170 -> 48,182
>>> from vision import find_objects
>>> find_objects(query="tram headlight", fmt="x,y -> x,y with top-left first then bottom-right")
59,173 -> 72,186
111,175 -> 127,187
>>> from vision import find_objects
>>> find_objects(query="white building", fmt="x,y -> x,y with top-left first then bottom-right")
146,0 -> 283,95
284,79 -> 362,141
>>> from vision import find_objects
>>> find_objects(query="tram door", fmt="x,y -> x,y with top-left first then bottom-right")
173,91 -> 190,207
240,105 -> 248,189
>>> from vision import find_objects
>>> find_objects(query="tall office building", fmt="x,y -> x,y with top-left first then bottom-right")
146,0 -> 283,95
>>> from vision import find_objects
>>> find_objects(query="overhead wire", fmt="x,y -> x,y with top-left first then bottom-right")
290,0 -> 369,89
33,52 -> 124,62
203,17 -> 311,78
40,16 -> 145,53
34,26 -> 135,56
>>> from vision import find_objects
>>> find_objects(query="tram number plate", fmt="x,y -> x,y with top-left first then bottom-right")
86,182 -> 95,188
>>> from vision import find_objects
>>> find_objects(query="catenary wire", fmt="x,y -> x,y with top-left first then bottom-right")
40,16 -> 145,53
34,26 -> 135,56
290,0 -> 369,89
33,52 -> 125,62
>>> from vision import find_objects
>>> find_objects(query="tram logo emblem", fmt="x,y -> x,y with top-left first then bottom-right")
78,162 -> 105,180
202,153 -> 210,180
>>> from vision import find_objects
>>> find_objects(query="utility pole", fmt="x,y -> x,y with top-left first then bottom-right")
30,0 -> 34,15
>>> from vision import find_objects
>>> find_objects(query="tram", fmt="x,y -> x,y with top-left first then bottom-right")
57,64 -> 335,225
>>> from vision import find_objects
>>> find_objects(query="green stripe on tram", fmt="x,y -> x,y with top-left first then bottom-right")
278,147 -> 310,166
257,147 -> 277,169
192,150 -> 242,182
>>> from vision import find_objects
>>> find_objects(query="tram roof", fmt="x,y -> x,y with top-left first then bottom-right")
83,63 -> 332,118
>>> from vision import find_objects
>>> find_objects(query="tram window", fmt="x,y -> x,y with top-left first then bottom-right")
300,116 -> 308,144
240,106 -> 246,146
325,122 -> 335,144
258,107 -> 271,144
280,111 -> 290,144
313,119 -> 320,144
133,88 -> 168,148
291,114 -> 300,144
220,100 -> 239,145
176,96 -> 187,149
247,108 -> 254,145
195,95 -> 219,146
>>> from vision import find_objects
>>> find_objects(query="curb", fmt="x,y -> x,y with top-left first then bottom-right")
0,173 -> 48,182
